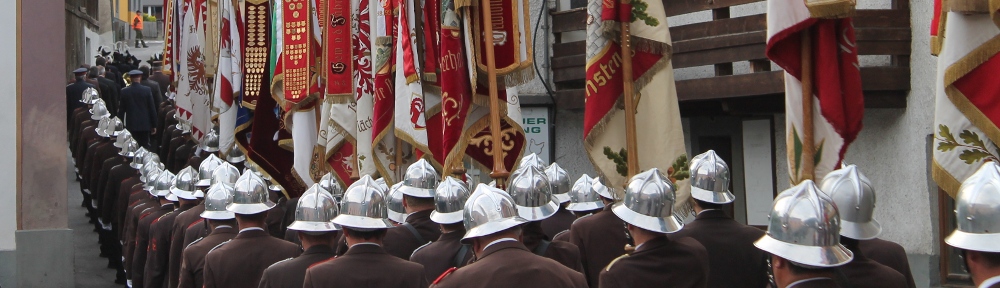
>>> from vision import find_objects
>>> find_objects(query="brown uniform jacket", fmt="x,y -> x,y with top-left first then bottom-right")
598,236 -> 709,288
541,207 -> 576,239
669,209 -> 768,288
860,238 -> 915,288
303,243 -> 428,288
410,229 -> 474,281
176,226 -> 237,288
132,203 -> 174,287
144,203 -> 195,288
166,202 -> 205,288
838,246 -> 908,288
182,219 -> 210,248
787,278 -> 841,288
123,196 -> 156,273
202,228 -> 301,288
258,245 -> 337,288
568,206 -> 628,287
384,209 -> 441,260
115,177 -> 143,230
101,163 -> 136,224
522,221 -> 584,272
430,240 -> 587,288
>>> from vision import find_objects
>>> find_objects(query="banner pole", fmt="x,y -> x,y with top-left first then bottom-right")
620,21 -> 639,179
479,0 -> 511,187
800,31 -> 815,182
395,136 -> 404,180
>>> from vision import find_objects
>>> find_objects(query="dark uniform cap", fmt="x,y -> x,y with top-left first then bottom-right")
128,70 -> 143,76
73,68 -> 88,74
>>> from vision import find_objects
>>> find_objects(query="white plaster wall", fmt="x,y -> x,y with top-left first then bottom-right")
517,0 -> 556,96
0,0 -> 17,251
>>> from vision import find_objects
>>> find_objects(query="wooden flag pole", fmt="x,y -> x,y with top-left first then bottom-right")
479,0 -> 511,185
350,143 -> 361,181
800,31 -> 815,182
620,21 -> 640,179
395,136 -> 404,180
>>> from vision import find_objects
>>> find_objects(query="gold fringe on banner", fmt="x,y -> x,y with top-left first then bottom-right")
806,0 -> 856,19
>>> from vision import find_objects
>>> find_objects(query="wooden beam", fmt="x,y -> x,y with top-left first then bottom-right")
670,14 -> 766,42
674,44 -> 766,69
550,8 -> 586,33
664,0 -> 762,17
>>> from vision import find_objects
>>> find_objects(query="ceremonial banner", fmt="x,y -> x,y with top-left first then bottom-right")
242,0 -> 273,109
439,0 -> 474,173
463,88 -> 525,174
215,0 -> 243,153
471,0 -> 533,89
176,0 -> 212,140
766,0 -> 864,184
394,0 -> 434,161
932,9 -> 1000,198
162,0 -> 176,76
371,0 -> 401,182
324,0 -> 355,103
583,0 -> 688,208
931,0 -> 947,56
281,0 -> 314,105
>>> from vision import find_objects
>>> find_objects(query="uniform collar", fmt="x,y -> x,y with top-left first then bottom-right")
478,239 -> 527,260
787,277 -> 834,288
406,209 -> 434,224
303,244 -> 337,256
633,236 -> 669,253
437,229 -> 466,242
212,225 -> 236,235
235,227 -> 269,239
695,209 -> 728,219
980,275 -> 1000,288
345,243 -> 387,255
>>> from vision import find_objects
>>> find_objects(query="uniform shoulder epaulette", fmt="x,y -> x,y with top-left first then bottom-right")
432,267 -> 458,285
186,219 -> 204,229
410,241 -> 434,259
185,237 -> 205,249
207,239 -> 231,254
604,254 -> 629,272
265,257 -> 294,270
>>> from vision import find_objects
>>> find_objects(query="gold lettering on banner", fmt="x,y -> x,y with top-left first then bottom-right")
584,51 -> 623,96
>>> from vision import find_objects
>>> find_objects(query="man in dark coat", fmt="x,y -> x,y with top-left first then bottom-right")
259,187 -> 340,288
67,67 -> 94,126
119,70 -> 158,149
860,238 -> 916,288
410,177 -> 474,281
177,184 -> 238,288
567,181 -> 626,287
139,65 -> 164,105
95,66 -> 121,118
149,62 -> 172,99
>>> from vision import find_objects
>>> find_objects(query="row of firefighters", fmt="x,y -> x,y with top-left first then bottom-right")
65,64 -> 1000,288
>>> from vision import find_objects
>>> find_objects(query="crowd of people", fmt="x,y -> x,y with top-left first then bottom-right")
65,57 -> 1000,288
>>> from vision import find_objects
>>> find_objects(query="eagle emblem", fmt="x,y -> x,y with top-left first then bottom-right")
186,46 -> 209,95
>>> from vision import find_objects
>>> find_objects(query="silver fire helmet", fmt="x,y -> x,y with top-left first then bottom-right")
332,175 -> 394,230
287,184 -> 341,232
386,182 -> 407,224
200,183 -> 236,220
398,159 -> 440,198
90,99 -> 110,120
130,147 -> 150,169
95,117 -> 112,138
431,177 -> 471,225
226,172 -> 276,215
518,153 -> 546,172
143,165 -> 164,194
118,139 -> 139,157
210,162 -> 241,188
566,174 -> 605,212
374,177 -> 389,193
81,87 -> 100,104
113,130 -> 132,148
170,166 -> 200,200
506,165 -> 559,221
462,184 -> 528,242
200,129 -> 220,153
753,180 -> 853,268
225,142 -> 246,164
153,170 -> 177,198
140,161 -> 162,184
591,177 -> 615,200
137,150 -> 160,171
545,163 -> 572,204
318,172 -> 344,200
820,165 -> 881,240
109,117 -> 125,137
689,150 -> 736,204
612,168 -> 684,234
196,154 -> 225,187
945,161 -> 1000,253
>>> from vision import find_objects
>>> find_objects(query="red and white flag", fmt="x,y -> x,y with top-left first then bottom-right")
176,0 -> 212,140
932,8 -> 1000,198
215,0 -> 243,154
371,0 -> 402,182
394,0 -> 435,163
766,0 -> 864,184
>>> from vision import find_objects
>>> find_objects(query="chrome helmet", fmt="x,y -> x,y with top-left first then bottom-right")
945,161 -> 1000,253
398,158 -> 440,198
118,138 -> 139,157
287,184 -> 341,232
90,99 -> 110,120
200,129 -> 220,153
225,142 -> 246,163
170,166 -> 200,200
113,130 -> 132,148
226,172 -> 276,215
109,117 -> 125,137
210,162 -> 241,187
386,182 -> 407,224
374,177 -> 389,193
95,116 -> 112,138
140,160 -> 162,183
591,177 -> 615,200
200,183 -> 236,220
332,175 -> 394,230
754,180 -> 853,268
518,153 -> 546,172
196,154 -> 225,187
566,174 -> 605,212
318,172 -> 344,201
690,150 -> 736,204
462,184 -> 527,242
612,169 -> 684,234
81,87 -> 100,104
130,147 -> 150,169
137,150 -> 160,171
820,165 -> 881,240
545,163 -> 572,204
152,170 -> 177,198
431,177 -> 471,224
142,165 -> 164,193
507,165 -> 559,221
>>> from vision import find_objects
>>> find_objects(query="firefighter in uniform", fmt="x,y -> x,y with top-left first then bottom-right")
144,166 -> 201,288
67,67 -> 94,126
201,172 -> 301,288
177,182 -> 238,288
566,176 -> 626,287
753,180 -> 854,288
259,184 -> 340,288
670,150 -> 769,288
507,165 -> 583,271
945,162 -> 1000,288
303,175 -> 428,287
384,159 -> 444,259
541,163 -> 575,239
131,170 -> 177,288
820,165 -> 908,288
166,154 -> 222,288
598,168 -> 710,288
551,174 -> 604,243
411,176 -> 474,281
